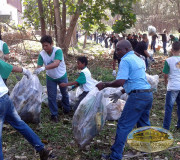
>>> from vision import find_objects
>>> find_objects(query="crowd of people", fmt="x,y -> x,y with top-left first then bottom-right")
0,27 -> 180,159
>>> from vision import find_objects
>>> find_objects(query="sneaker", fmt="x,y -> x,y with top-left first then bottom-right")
50,115 -> 59,123
39,148 -> 50,160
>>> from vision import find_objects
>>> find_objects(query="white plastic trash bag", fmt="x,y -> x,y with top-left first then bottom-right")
120,93 -> 128,101
148,26 -> 156,35
103,87 -> 128,102
42,86 -> 48,106
103,87 -> 127,120
106,99 -> 125,121
10,74 -> 43,124
72,87 -> 107,148
146,73 -> 159,91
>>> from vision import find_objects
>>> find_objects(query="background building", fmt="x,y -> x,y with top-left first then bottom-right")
0,0 -> 23,25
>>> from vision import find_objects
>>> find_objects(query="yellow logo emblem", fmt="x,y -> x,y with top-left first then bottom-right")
176,61 -> 180,69
127,126 -> 174,153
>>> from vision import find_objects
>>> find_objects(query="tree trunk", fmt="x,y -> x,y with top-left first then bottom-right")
48,0 -> 53,36
62,0 -> 83,55
71,20 -> 78,47
83,32 -> 87,49
37,0 -> 46,36
54,12 -> 58,45
53,0 -> 62,46
61,0 -> 66,45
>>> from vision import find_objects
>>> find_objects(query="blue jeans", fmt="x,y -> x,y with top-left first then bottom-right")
110,92 -> 153,160
46,76 -> 70,116
163,91 -> 180,130
0,94 -> 44,159
163,42 -> 167,55
151,40 -> 156,53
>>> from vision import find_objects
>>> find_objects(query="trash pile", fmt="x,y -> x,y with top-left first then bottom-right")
10,74 -> 42,124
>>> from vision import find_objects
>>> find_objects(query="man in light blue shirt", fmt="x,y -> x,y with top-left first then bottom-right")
117,50 -> 151,94
96,40 -> 153,160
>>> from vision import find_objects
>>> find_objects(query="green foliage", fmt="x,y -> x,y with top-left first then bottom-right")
109,0 -> 137,33
23,0 -> 137,33
23,0 -> 54,30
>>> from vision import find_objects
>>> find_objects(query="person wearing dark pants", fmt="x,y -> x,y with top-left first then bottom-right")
0,60 -> 49,160
60,56 -> 95,111
163,41 -> 180,130
135,34 -> 153,69
34,35 -> 70,123
96,40 -> 153,160
159,30 -> 167,55
151,33 -> 158,53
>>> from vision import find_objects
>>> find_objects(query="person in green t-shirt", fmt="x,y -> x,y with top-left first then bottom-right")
34,35 -> 70,122
0,34 -> 10,84
169,35 -> 179,44
60,56 -> 95,111
162,41 -> 180,130
0,60 -> 50,160
0,34 -> 10,61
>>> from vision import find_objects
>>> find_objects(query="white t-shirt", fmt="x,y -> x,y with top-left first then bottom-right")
0,75 -> 8,97
81,67 -> 96,92
164,56 -> 180,91
40,47 -> 66,79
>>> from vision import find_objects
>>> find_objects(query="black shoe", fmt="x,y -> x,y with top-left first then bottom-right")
174,125 -> 180,131
39,148 -> 50,160
50,115 -> 59,123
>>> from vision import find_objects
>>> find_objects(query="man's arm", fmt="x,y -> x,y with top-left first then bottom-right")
96,79 -> 126,91
45,60 -> 60,70
144,50 -> 150,58
113,59 -> 116,70
0,60 -> 30,79
3,43 -> 10,61
12,66 -> 23,73
163,60 -> 169,85
60,81 -> 79,87
4,54 -> 9,61
164,74 -> 168,85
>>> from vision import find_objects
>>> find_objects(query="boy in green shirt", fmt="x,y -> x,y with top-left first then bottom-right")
60,56 -> 95,110
163,41 -> 180,130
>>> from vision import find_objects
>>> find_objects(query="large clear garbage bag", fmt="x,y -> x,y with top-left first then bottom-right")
41,86 -> 84,107
120,93 -> 128,101
103,87 -> 126,120
146,73 -> 159,91
68,87 -> 83,107
10,74 -> 43,124
71,79 -> 98,108
148,26 -> 156,35
72,87 -> 107,148
106,99 -> 125,121
42,86 -> 48,106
